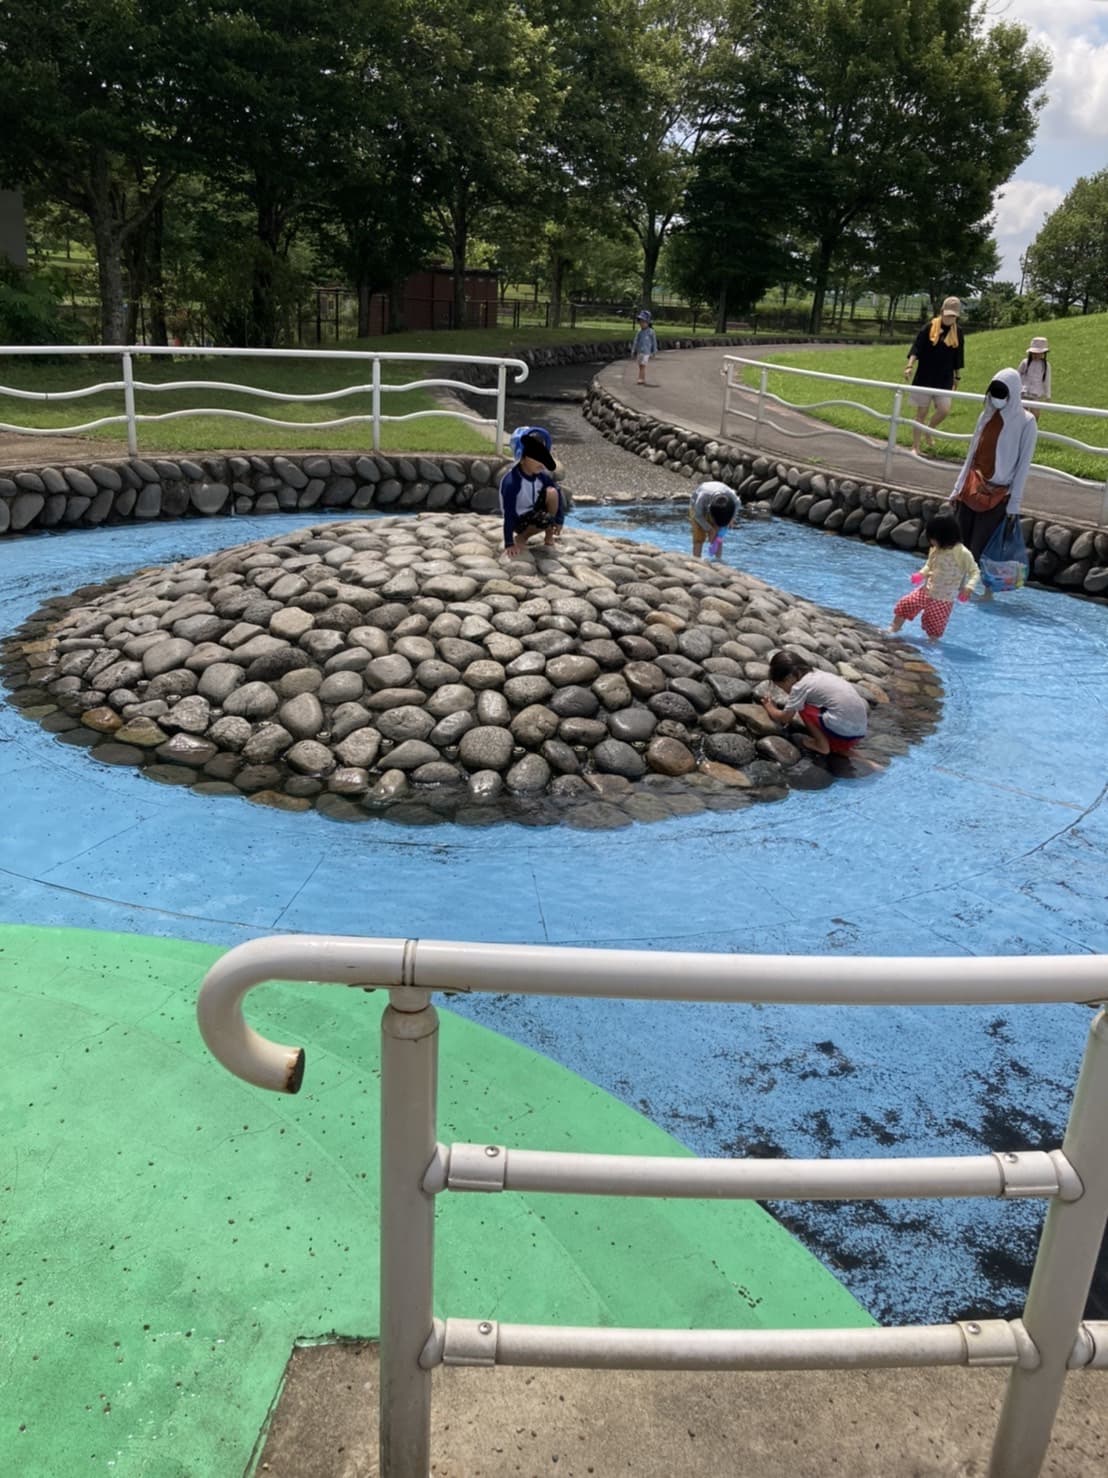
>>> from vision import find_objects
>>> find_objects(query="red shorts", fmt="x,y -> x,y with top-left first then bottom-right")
798,705 -> 863,754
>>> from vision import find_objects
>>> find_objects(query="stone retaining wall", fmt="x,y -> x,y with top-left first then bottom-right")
0,452 -> 514,536
584,382 -> 1108,600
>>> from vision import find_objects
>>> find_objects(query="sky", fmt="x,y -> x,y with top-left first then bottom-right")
990,0 -> 1108,282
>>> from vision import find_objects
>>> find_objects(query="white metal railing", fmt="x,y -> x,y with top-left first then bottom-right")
197,937 -> 1108,1478
720,355 -> 1108,524
0,344 -> 529,455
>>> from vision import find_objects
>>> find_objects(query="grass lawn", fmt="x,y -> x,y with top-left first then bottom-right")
741,314 -> 1108,482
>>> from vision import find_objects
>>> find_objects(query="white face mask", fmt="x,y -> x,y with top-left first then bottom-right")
988,394 -> 1008,410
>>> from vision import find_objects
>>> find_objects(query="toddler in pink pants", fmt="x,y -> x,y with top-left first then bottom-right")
891,510 -> 979,641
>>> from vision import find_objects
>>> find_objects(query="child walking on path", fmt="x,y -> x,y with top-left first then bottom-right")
631,310 -> 658,385
498,426 -> 565,560
1018,336 -> 1051,420
890,510 -> 979,640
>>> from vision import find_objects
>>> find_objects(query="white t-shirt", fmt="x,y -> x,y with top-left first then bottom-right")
784,672 -> 868,738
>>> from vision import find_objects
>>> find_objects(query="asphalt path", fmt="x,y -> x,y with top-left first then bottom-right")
597,343 -> 1105,528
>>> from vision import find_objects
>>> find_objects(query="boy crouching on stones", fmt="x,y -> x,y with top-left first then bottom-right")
760,649 -> 869,757
499,425 -> 565,560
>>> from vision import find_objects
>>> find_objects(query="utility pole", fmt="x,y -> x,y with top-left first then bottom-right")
1018,252 -> 1028,297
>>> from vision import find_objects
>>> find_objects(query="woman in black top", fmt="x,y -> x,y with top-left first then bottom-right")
903,295 -> 965,455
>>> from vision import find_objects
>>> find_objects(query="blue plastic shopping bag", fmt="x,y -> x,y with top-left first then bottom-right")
979,516 -> 1028,593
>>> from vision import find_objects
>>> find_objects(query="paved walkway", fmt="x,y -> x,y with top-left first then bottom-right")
598,345 -> 1106,528
262,1340 -> 1107,1477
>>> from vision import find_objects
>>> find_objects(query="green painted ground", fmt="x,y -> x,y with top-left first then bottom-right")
750,313 -> 1108,480
1,926 -> 869,1476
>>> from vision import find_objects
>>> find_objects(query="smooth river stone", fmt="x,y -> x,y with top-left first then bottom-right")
458,725 -> 514,772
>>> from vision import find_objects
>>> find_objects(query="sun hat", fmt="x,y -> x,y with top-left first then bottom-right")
1027,335 -> 1049,354
636,309 -> 652,323
519,432 -> 556,471
940,296 -> 962,317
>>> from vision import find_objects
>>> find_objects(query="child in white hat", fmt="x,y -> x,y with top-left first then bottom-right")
631,311 -> 658,386
1018,337 -> 1051,420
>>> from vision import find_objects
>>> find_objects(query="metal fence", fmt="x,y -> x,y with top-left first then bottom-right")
721,355 -> 1108,525
196,936 -> 1108,1478
0,344 -> 529,455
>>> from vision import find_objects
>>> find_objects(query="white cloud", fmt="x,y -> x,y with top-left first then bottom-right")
1038,34 -> 1108,139
988,1 -> 1108,142
994,0 -> 1108,39
993,179 -> 1065,237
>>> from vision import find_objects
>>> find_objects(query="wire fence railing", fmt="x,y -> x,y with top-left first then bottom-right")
0,344 -> 529,456
197,935 -> 1108,1478
721,356 -> 1108,525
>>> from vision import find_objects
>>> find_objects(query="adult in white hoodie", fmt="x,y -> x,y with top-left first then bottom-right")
947,366 -> 1037,560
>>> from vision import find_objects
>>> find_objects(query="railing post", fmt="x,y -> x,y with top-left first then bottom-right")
121,350 -> 139,456
719,361 -> 731,436
752,365 -> 768,448
988,1008 -> 1108,1478
884,389 -> 903,480
495,363 -> 507,454
372,358 -> 381,451
380,990 -> 439,1478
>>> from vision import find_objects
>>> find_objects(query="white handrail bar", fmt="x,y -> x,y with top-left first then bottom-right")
195,939 -> 1108,1478
0,344 -> 529,457
0,343 -> 531,375
720,354 -> 1108,517
431,1142 -> 1077,1202
434,1317 -> 1014,1372
722,355 -> 1108,420
432,1315 -> 1108,1374
196,938 -> 1108,1094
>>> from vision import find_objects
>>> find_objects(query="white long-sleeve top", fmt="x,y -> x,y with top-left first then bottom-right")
949,367 -> 1038,516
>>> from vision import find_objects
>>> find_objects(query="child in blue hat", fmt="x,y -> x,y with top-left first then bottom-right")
632,311 -> 658,385
499,426 -> 565,559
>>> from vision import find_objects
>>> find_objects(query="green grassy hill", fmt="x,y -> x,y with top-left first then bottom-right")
753,314 -> 1108,480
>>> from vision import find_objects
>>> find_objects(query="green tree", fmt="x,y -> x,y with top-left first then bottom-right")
1026,172 -> 1108,316
194,0 -> 378,347
399,0 -> 555,330
605,0 -> 737,309
725,0 -> 1049,332
0,0 -> 203,342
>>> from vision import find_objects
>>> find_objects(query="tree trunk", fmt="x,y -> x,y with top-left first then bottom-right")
90,213 -> 127,344
640,219 -> 663,310
716,280 -> 728,334
808,238 -> 835,334
357,280 -> 372,338
148,200 -> 168,346
251,184 -> 285,347
388,278 -> 405,334
449,191 -> 468,331
549,252 -> 568,329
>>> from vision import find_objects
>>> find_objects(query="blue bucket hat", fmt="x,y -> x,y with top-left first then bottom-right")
510,425 -> 554,467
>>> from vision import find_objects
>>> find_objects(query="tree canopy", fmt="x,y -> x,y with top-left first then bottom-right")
0,0 -> 1052,344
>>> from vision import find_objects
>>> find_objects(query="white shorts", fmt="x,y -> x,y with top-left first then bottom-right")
637,353 -> 651,367
908,388 -> 952,415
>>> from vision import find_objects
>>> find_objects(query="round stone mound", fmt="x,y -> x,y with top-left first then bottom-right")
1,512 -> 942,828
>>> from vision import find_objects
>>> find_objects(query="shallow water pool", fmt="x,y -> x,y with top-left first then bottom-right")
1,507 -> 1105,1321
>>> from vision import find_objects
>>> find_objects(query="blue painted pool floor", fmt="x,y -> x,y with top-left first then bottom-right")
1,508 -> 1105,1323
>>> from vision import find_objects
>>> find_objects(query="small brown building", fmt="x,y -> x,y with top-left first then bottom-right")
367,267 -> 499,334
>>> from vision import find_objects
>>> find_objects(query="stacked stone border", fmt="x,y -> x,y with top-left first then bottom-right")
584,383 -> 1108,601
0,452 -> 515,536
